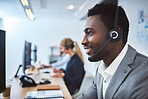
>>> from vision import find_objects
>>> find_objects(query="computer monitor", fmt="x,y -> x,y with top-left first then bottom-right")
22,41 -> 32,74
14,40 -> 32,77
0,29 -> 6,93
33,45 -> 37,63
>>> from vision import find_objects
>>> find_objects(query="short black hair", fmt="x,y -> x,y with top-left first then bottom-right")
87,3 -> 129,44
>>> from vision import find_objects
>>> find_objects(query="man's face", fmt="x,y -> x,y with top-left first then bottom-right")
81,15 -> 110,62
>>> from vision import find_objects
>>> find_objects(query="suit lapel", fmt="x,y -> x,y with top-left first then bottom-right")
97,72 -> 103,99
105,45 -> 137,98
105,62 -> 132,98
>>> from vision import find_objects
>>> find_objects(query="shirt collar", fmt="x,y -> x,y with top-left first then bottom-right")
98,61 -> 108,79
105,43 -> 128,76
98,43 -> 128,77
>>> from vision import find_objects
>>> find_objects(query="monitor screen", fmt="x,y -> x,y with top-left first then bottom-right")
33,45 -> 37,63
0,29 -> 6,93
22,40 -> 32,74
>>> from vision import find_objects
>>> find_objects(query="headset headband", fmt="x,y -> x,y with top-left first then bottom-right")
114,0 -> 119,30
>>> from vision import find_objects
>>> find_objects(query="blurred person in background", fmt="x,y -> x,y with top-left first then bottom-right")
53,38 -> 85,95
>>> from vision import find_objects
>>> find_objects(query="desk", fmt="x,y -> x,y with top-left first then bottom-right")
0,73 -> 72,99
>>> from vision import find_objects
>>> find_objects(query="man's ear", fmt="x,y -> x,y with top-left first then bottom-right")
117,26 -> 123,33
117,25 -> 124,43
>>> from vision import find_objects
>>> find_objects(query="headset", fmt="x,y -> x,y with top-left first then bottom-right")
109,0 -> 122,42
65,39 -> 68,49
89,0 -> 121,60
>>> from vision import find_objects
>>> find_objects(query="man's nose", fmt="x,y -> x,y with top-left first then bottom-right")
81,36 -> 88,46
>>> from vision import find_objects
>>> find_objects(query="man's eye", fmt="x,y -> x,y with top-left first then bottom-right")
88,32 -> 93,36
83,28 -> 94,36
87,30 -> 94,36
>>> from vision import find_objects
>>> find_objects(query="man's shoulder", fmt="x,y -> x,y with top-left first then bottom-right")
136,52 -> 148,62
127,45 -> 148,64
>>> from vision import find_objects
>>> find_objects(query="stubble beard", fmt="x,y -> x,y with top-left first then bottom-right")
88,47 -> 102,62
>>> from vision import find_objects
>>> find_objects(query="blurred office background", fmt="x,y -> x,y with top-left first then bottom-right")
0,0 -> 148,78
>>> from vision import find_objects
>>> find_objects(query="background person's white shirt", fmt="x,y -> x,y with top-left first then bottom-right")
51,54 -> 70,70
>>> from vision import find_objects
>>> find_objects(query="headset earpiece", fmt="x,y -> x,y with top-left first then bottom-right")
109,29 -> 122,42
65,39 -> 68,49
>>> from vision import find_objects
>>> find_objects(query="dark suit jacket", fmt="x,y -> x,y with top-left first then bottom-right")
64,54 -> 85,95
77,45 -> 148,99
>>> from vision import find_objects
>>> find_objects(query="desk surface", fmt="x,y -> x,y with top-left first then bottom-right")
0,72 -> 72,99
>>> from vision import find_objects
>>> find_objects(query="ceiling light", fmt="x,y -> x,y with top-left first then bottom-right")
68,5 -> 74,10
25,8 -> 35,21
20,0 -> 35,21
21,0 -> 29,6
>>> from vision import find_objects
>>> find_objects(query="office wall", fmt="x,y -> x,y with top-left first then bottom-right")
3,0 -> 148,78
3,18 -> 90,78
0,18 -> 3,29
120,0 -> 148,56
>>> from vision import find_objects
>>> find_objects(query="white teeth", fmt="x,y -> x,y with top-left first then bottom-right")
85,48 -> 92,55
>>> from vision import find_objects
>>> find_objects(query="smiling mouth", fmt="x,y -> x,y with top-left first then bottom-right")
84,47 -> 93,55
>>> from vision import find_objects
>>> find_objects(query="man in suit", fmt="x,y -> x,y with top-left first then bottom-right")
77,3 -> 148,99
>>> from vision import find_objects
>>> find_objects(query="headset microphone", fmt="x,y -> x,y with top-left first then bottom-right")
65,39 -> 68,49
90,37 -> 112,59
89,0 -> 121,61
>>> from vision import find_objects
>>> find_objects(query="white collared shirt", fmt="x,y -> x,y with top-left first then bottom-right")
98,43 -> 128,99
51,54 -> 70,70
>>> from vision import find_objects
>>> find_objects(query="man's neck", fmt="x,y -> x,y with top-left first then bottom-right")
103,43 -> 125,67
